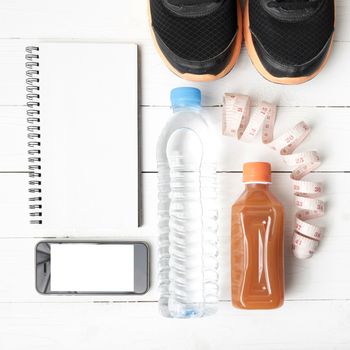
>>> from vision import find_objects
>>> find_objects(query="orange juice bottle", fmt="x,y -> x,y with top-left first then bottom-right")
231,162 -> 284,309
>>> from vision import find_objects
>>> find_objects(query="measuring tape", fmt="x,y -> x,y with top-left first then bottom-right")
223,94 -> 324,259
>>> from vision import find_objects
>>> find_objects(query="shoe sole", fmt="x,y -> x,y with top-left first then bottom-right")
148,0 -> 243,82
244,0 -> 335,85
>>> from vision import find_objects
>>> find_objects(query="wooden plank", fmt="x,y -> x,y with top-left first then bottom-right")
0,173 -> 28,232
0,42 -> 26,106
1,172 -> 346,239
0,0 -> 347,42
0,106 -> 27,171
0,233 -> 349,302
142,106 -> 350,172
141,42 -> 350,107
0,0 -> 347,347
0,0 -> 149,41
2,105 -> 350,172
0,40 -> 349,106
0,301 -> 349,349
143,172 -> 347,240
0,173 -> 349,301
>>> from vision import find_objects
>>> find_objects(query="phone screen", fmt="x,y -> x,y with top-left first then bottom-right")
51,244 -> 134,292
36,241 -> 149,295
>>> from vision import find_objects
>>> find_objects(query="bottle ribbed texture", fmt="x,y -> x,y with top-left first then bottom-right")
158,127 -> 218,318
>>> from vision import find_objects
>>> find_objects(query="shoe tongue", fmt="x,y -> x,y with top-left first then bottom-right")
261,0 -> 323,22
167,0 -> 219,5
164,0 -> 223,17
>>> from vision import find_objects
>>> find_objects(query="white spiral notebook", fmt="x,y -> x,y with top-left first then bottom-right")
26,42 -> 139,231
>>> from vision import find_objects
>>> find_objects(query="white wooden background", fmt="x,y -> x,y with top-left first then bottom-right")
0,1 -> 350,349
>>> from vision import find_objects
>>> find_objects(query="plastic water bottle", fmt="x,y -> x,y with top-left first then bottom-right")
157,87 -> 219,318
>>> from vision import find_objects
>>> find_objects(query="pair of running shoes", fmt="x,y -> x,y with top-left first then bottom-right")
149,0 -> 335,84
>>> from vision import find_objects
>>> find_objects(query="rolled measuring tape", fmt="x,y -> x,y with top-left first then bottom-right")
223,94 -> 324,259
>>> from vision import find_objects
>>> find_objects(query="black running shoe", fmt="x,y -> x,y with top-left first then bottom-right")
148,0 -> 242,82
244,0 -> 335,84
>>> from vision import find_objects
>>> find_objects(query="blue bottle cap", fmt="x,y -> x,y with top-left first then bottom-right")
170,87 -> 201,109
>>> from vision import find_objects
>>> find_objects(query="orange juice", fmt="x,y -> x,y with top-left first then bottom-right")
231,162 -> 284,309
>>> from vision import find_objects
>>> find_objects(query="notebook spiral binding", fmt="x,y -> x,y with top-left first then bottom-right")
26,46 -> 42,224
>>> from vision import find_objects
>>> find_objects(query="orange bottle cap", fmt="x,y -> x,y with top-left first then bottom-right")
243,162 -> 272,184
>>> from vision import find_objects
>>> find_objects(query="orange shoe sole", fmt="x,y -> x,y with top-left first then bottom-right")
243,0 -> 335,85
148,0 -> 243,82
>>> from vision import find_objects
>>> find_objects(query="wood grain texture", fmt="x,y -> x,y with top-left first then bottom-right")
0,107 -> 26,171
2,105 -> 350,172
141,106 -> 350,172
0,232 -> 349,303
0,173 -> 349,302
0,42 -> 350,106
0,0 -> 348,348
141,42 -> 350,106
1,172 -> 347,239
0,0 -> 348,42
0,301 -> 349,350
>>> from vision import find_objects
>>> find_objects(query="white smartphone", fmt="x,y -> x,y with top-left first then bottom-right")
35,241 -> 149,295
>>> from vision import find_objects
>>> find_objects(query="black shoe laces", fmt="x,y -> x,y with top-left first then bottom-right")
267,0 -> 321,10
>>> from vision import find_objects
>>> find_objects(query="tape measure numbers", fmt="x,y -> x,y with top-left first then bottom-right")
223,94 -> 324,259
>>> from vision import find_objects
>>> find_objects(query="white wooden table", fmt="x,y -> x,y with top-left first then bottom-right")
0,1 -> 349,349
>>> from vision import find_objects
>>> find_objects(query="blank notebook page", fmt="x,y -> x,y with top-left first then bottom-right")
39,42 -> 138,231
